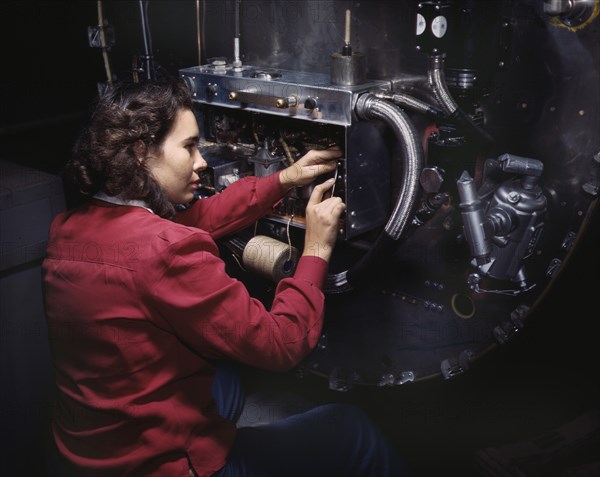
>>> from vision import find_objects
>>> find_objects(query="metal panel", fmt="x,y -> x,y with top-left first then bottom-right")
180,64 -> 388,126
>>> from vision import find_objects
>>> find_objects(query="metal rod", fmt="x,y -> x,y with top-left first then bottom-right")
233,0 -> 242,69
138,0 -> 154,80
196,0 -> 202,65
97,0 -> 113,85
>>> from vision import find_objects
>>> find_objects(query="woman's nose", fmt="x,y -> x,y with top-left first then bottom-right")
193,148 -> 208,173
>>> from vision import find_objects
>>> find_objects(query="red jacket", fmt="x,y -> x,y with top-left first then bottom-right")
42,173 -> 327,477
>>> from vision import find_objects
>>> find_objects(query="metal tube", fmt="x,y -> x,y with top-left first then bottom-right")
325,94 -> 424,293
428,56 -> 458,115
428,55 -> 496,149
138,0 -> 154,80
233,0 -> 242,69
97,0 -> 113,85
457,170 -> 491,265
196,0 -> 203,65
356,95 -> 423,239
377,92 -> 445,120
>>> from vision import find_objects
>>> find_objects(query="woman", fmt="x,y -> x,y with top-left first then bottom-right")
43,77 -> 410,477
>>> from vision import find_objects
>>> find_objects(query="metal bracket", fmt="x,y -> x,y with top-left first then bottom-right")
493,307 -> 527,345
87,25 -> 115,49
440,350 -> 475,380
377,371 -> 415,387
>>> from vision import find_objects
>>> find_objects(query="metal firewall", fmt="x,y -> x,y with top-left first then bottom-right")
182,0 -> 600,388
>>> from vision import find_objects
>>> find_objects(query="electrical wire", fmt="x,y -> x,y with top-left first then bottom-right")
286,214 -> 294,261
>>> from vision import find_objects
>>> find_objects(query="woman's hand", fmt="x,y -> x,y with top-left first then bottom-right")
279,147 -> 342,189
303,178 -> 346,263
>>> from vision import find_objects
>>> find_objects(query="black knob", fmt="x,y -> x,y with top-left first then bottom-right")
304,97 -> 318,110
207,83 -> 219,96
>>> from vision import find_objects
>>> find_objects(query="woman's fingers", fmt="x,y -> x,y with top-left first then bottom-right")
302,147 -> 342,164
307,178 -> 335,206
321,196 -> 346,216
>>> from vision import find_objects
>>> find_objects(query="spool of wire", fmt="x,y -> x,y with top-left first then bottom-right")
242,235 -> 299,282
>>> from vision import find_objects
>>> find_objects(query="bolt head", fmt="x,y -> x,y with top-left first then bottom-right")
507,191 -> 521,203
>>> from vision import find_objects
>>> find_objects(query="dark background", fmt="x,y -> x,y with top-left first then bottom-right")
1,1 -> 599,476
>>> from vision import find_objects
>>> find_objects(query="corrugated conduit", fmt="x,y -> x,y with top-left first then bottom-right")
325,94 -> 424,293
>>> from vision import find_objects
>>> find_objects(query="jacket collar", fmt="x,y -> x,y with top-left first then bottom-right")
93,192 -> 154,214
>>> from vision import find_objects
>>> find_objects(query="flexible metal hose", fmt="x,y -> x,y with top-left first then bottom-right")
325,94 -> 424,293
356,95 -> 423,239
428,55 -> 495,149
387,93 -> 445,120
428,56 -> 458,115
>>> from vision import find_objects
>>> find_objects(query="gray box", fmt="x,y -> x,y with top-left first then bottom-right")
0,160 -> 66,272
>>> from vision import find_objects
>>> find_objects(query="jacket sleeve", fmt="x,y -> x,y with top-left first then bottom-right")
138,229 -> 327,372
174,172 -> 287,239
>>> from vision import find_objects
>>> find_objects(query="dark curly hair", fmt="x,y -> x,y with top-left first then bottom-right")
67,77 -> 194,219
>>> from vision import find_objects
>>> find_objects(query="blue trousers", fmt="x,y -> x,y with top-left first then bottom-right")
211,363 -> 413,477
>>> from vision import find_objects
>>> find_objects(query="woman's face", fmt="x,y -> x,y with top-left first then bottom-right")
146,108 -> 207,205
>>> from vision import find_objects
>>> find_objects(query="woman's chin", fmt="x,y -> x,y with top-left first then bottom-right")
180,193 -> 194,204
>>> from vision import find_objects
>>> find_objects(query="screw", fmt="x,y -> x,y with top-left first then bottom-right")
507,191 -> 520,203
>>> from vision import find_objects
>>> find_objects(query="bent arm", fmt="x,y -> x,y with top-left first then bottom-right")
139,232 -> 327,371
174,172 -> 287,239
